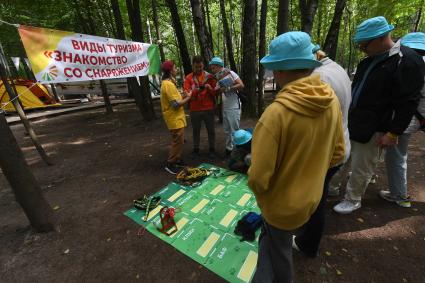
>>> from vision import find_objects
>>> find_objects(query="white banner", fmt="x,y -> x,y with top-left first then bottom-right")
18,25 -> 160,83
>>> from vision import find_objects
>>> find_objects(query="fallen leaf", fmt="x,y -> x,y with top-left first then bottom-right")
412,208 -> 418,212
126,230 -> 130,234
403,278 -> 407,282
393,246 -> 398,251
107,238 -> 111,242
63,249 -> 69,254
357,218 -> 364,223
325,251 -> 332,256
336,269 -> 343,276
53,205 -> 60,210
325,261 -> 331,268
149,154 -> 153,157
342,248 -> 348,253
136,274 -> 139,279
320,267 -> 327,275
102,178 -> 106,181
103,200 -> 108,203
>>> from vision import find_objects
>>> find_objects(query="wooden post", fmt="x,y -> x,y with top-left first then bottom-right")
99,80 -> 113,114
0,112 -> 55,232
0,44 -> 53,166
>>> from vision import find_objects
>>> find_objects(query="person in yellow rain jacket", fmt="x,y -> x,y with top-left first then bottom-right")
248,31 -> 345,283
160,60 -> 191,174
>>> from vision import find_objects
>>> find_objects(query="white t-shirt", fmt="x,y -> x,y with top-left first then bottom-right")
219,70 -> 241,110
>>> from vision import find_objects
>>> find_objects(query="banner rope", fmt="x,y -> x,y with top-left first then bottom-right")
0,19 -> 19,28
0,82 -> 37,114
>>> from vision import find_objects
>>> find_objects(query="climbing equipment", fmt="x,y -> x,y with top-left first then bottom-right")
157,206 -> 180,236
133,195 -> 162,221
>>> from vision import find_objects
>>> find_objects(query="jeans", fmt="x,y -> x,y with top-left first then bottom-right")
253,221 -> 294,283
294,165 -> 341,256
223,109 -> 241,151
385,133 -> 411,199
190,110 -> 215,152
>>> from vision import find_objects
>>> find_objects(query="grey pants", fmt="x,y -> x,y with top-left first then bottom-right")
223,109 -> 241,151
253,221 -> 294,283
190,110 -> 215,152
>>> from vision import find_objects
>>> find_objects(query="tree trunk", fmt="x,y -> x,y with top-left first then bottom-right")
219,0 -> 237,71
165,0 -> 192,75
241,0 -> 257,116
0,46 -> 53,166
258,0 -> 267,117
126,0 -> 156,121
277,0 -> 289,35
323,0 -> 347,60
0,113 -> 55,232
299,0 -> 319,34
151,0 -> 166,62
413,3 -> 423,32
100,80 -> 113,114
190,0 -> 214,65
203,0 -> 214,55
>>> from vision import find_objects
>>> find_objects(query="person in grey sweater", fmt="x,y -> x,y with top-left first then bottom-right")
292,46 -> 352,257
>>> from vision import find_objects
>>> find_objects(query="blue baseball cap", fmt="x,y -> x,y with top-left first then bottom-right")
354,16 -> 394,43
233,129 -> 252,146
209,57 -> 224,67
260,31 -> 321,70
401,32 -> 425,51
311,44 -> 321,53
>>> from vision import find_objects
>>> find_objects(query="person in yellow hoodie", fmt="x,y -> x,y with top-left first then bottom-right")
249,31 -> 345,283
160,60 -> 192,174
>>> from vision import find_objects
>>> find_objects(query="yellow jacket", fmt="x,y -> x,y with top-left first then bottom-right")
160,79 -> 187,130
248,74 -> 345,230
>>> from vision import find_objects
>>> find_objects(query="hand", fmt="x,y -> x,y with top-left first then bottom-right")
185,90 -> 192,99
377,133 -> 398,148
204,84 -> 212,90
220,87 -> 226,93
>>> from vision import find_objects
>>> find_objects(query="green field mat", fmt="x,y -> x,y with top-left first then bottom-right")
124,164 -> 260,283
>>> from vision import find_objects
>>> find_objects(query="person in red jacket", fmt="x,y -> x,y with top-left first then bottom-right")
183,55 -> 218,158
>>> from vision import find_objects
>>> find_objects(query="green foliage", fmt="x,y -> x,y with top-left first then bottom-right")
0,0 -> 423,71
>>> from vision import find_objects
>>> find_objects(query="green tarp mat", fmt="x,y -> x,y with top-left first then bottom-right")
124,164 -> 260,283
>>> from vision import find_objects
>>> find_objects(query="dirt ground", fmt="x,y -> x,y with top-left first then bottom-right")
1,103 -> 424,283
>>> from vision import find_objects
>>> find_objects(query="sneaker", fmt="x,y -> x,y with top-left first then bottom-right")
165,163 -> 179,175
328,184 -> 341,197
379,190 -> 411,208
292,235 -> 318,257
333,200 -> 361,214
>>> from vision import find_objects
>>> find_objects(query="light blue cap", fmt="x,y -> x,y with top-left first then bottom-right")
354,16 -> 394,43
209,57 -> 224,67
401,32 -> 425,51
260,31 -> 321,70
233,129 -> 252,146
311,44 -> 321,53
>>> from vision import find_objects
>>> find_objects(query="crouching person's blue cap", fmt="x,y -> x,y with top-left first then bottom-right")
260,31 -> 321,71
401,32 -> 425,51
354,16 -> 394,43
209,57 -> 224,67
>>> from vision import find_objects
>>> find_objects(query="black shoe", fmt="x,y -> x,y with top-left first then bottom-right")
225,149 -> 232,156
165,163 -> 179,174
191,150 -> 200,159
208,150 -> 216,159
175,160 -> 187,167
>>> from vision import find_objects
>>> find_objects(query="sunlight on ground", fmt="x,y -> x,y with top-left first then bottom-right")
330,215 -> 423,240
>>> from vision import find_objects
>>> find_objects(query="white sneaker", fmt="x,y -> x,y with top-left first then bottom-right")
369,174 -> 378,184
333,200 -> 361,214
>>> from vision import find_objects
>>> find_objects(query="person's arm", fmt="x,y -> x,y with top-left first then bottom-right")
330,109 -> 346,167
248,119 -> 279,195
170,90 -> 192,109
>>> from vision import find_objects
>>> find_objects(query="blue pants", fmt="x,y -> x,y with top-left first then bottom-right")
385,133 -> 411,199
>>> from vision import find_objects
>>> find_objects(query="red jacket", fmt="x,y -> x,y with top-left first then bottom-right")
183,71 -> 217,112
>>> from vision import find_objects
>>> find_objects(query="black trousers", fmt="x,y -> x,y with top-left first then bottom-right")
295,165 -> 341,256
190,110 -> 215,152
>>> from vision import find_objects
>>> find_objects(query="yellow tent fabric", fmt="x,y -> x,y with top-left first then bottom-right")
0,80 -> 60,112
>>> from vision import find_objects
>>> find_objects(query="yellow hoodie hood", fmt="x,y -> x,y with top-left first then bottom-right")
275,74 -> 335,117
